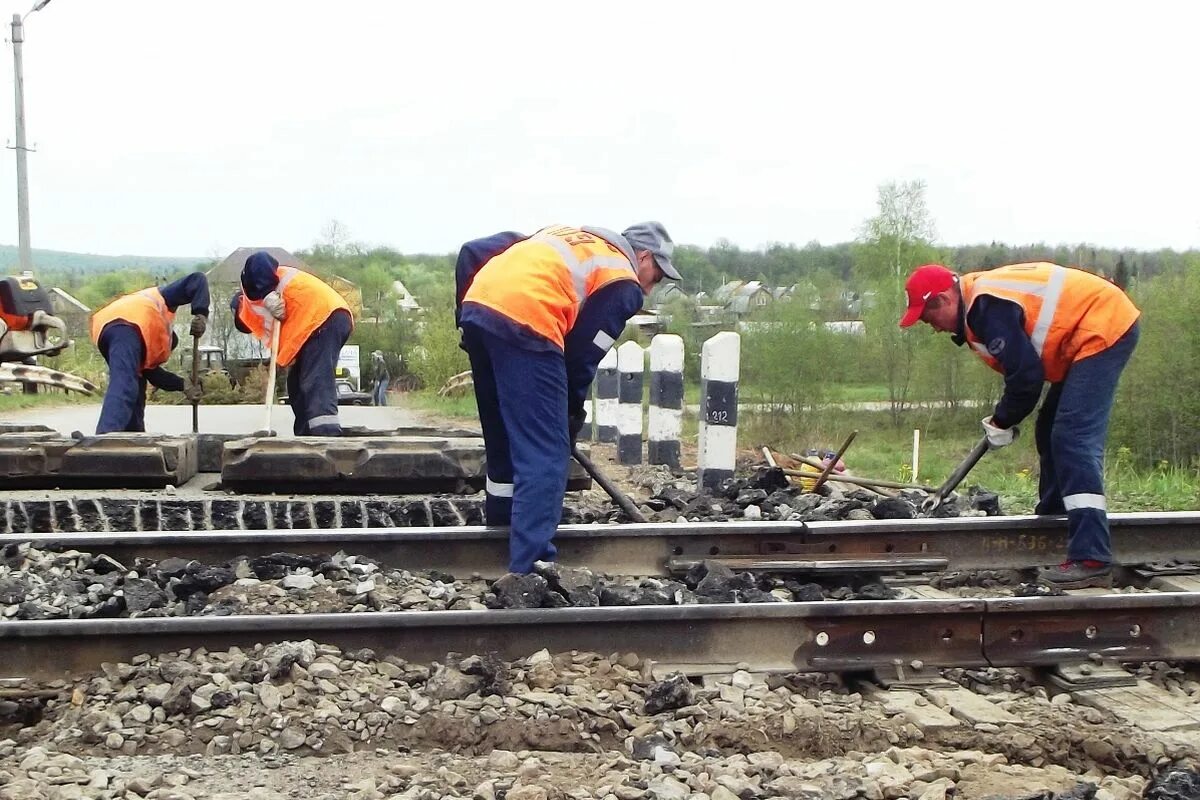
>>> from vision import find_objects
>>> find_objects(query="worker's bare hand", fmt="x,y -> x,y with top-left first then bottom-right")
263,291 -> 287,321
190,315 -> 207,337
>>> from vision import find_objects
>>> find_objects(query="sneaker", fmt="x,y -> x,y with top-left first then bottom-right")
1037,559 -> 1113,590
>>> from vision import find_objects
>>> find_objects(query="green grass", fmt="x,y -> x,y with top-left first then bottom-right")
404,390 -> 478,420
0,389 -> 92,413
408,387 -> 1200,514
739,407 -> 1200,513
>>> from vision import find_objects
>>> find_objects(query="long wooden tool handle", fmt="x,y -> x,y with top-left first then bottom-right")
812,429 -> 858,493
571,444 -> 647,523
932,434 -> 991,504
190,333 -> 201,433
263,323 -> 281,432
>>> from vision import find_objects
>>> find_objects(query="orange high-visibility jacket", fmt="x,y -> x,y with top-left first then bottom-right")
89,288 -> 176,373
462,225 -> 638,349
960,262 -> 1140,383
236,266 -> 352,368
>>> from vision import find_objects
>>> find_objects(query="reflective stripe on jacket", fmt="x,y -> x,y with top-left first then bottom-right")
461,225 -> 638,349
235,267 -> 352,368
960,262 -> 1141,382
89,288 -> 176,372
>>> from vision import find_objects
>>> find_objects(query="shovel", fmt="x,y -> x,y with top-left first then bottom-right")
190,333 -> 201,434
263,323 -> 281,432
571,444 -> 647,523
921,430 -> 1016,513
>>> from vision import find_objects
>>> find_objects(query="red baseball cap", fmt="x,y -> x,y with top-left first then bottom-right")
899,264 -> 958,328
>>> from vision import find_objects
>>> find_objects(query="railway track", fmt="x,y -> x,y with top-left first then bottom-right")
4,590 -> 1200,679
4,510 -> 1199,578
4,512 -> 1200,680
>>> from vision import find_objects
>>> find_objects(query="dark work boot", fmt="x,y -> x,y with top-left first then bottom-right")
1037,559 -> 1113,590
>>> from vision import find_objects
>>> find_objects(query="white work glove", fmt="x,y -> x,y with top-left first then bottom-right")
981,416 -> 1015,448
263,291 -> 287,321
0,318 -> 8,340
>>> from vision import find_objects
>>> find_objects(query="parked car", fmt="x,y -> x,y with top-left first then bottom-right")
335,379 -> 373,406
280,379 -> 374,406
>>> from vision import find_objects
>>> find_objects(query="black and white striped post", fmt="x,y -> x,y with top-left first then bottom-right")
616,341 -> 645,465
595,349 -> 618,443
648,334 -> 684,468
698,331 -> 739,492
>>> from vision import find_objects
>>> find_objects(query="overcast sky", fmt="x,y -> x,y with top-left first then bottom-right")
2,0 -> 1197,259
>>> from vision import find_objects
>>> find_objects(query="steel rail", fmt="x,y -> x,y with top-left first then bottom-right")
4,592 -> 1200,680
4,512 -> 1199,578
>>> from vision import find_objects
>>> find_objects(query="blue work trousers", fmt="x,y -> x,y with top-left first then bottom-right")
462,324 -> 569,574
1034,321 -> 1140,563
373,379 -> 388,407
96,324 -> 148,434
285,310 -> 352,436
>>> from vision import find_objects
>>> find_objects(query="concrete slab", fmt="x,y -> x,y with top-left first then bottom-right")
860,684 -> 961,729
1148,575 -> 1200,593
0,403 -> 426,438
194,427 -> 477,472
924,686 -> 1022,725
0,432 -> 197,489
0,423 -> 54,434
220,435 -> 591,494
220,435 -> 486,494
341,425 -> 482,438
893,585 -> 959,600
1072,680 -> 1200,732
197,431 -> 273,473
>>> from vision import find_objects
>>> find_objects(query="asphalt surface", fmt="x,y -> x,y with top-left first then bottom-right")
0,402 -> 425,438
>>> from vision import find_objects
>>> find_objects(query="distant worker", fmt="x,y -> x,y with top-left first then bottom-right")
900,262 -> 1140,588
230,251 -> 353,436
455,222 -> 680,575
371,349 -> 390,407
90,272 -> 208,434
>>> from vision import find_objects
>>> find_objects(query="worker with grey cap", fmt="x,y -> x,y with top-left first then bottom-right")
454,221 -> 680,576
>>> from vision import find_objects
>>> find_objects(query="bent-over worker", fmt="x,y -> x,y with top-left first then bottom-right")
90,272 -> 209,434
456,222 -> 680,575
900,262 -> 1140,588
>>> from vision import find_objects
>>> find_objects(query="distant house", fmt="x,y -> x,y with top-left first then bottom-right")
624,311 -> 664,338
207,247 -> 313,285
47,287 -> 90,319
647,282 -> 687,309
824,320 -> 866,336
392,279 -> 421,313
328,274 -> 363,319
714,280 -> 773,316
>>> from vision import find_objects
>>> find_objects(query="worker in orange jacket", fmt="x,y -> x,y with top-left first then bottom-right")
455,222 -> 680,575
901,262 -> 1140,588
231,251 -> 353,436
90,273 -> 209,433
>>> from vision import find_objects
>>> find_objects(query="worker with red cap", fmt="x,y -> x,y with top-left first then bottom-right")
900,262 -> 1140,588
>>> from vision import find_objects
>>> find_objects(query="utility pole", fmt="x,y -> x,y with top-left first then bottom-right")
9,2 -> 51,274
10,13 -> 32,273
